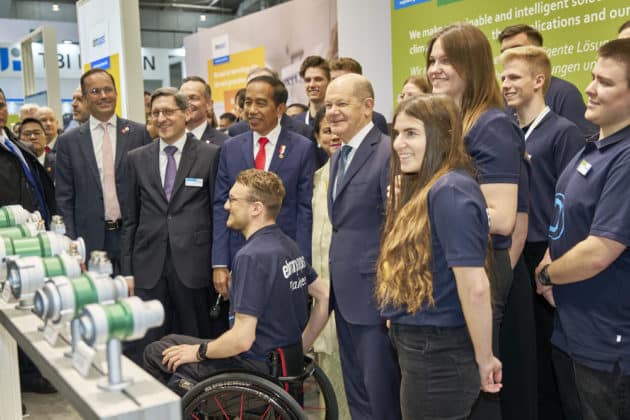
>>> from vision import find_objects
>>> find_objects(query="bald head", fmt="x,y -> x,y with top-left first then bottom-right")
325,74 -> 375,142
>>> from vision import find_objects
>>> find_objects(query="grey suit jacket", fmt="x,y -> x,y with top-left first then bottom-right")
55,118 -> 152,256
121,133 -> 220,289
328,126 -> 391,325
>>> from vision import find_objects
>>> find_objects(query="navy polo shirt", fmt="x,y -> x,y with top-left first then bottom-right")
229,224 -> 317,356
517,149 -> 531,215
549,124 -> 630,373
465,108 -> 522,249
525,112 -> 584,242
384,170 -> 489,327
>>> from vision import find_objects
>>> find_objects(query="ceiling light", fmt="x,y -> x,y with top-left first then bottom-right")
52,4 -> 60,12
200,14 -> 207,21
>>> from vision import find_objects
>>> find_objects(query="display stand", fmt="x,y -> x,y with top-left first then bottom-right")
0,300 -> 181,420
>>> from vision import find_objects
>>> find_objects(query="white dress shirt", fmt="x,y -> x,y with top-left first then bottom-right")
89,114 -> 118,184
187,120 -> 208,141
252,121 -> 281,171
159,134 -> 188,186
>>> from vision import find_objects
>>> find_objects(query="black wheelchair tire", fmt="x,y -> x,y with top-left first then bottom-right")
311,363 -> 339,420
182,372 -> 308,420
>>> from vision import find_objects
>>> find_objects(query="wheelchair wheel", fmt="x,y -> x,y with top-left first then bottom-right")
301,360 -> 338,420
183,372 -> 307,420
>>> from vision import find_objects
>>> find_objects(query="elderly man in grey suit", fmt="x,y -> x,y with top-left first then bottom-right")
55,68 -> 152,271
121,88 -> 220,363
326,74 -> 401,420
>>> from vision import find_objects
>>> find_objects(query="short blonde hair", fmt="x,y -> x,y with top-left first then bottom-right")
500,46 -> 551,95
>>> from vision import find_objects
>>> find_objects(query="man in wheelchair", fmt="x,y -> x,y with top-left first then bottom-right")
143,169 -> 329,396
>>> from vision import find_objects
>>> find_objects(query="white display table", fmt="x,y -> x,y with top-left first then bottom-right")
0,299 -> 181,420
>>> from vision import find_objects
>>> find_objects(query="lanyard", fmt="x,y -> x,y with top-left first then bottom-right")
524,106 -> 551,141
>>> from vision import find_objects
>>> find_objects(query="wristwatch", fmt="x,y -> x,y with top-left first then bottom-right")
538,264 -> 553,286
197,341 -> 209,361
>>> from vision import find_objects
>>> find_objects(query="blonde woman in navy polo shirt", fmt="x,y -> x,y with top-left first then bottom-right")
426,23 -> 527,420
535,38 -> 630,420
377,95 -> 502,419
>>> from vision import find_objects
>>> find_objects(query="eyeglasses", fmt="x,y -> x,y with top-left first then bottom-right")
87,86 -> 116,97
21,130 -> 44,138
227,195 -> 255,204
151,108 -> 183,119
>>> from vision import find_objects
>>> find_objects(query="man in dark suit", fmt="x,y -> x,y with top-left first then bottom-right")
180,76 -> 227,146
227,67 -> 313,140
18,118 -> 55,181
213,75 -> 315,299
121,88 -> 220,362
326,74 -> 401,420
55,68 -> 152,272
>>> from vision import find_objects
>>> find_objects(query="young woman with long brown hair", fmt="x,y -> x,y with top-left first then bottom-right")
426,23 -> 527,419
378,95 -> 502,419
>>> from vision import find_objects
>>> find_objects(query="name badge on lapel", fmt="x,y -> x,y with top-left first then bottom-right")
185,177 -> 203,187
577,159 -> 592,176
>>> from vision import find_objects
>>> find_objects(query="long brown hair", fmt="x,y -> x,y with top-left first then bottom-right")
376,95 -> 475,313
426,23 -> 504,135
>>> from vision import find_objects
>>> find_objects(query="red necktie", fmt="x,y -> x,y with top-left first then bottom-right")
45,146 -> 51,154
255,137 -> 269,170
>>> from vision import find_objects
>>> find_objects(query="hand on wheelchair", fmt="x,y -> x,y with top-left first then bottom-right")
162,343 -> 201,372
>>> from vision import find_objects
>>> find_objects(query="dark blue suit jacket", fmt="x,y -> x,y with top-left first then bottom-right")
228,114 -> 312,139
212,127 -> 315,268
55,119 -> 152,257
328,125 -> 390,325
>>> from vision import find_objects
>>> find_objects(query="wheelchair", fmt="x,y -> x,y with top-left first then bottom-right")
182,355 -> 338,419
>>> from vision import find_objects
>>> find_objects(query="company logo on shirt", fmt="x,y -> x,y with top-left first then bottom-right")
282,256 -> 308,290
549,193 -> 565,240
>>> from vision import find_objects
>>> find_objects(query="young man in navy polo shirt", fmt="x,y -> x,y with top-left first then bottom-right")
500,46 -> 585,420
536,38 -> 630,420
143,169 -> 329,393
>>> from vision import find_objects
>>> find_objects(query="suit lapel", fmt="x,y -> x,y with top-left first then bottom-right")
240,132 -> 255,168
169,134 -> 197,203
149,141 -> 166,202
268,128 -> 291,173
78,124 -> 102,192
328,149 -> 340,213
115,118 -> 128,171
335,127 -> 380,201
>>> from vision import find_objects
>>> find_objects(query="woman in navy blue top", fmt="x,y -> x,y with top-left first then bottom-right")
426,23 -> 525,420
377,95 -> 502,420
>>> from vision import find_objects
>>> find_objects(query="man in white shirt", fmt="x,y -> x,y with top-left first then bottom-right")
121,87 -> 221,363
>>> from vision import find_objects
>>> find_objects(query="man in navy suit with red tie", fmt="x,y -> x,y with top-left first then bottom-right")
212,76 -> 315,299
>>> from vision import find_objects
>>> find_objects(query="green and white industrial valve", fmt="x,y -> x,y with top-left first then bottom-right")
0,231 -> 86,274
0,221 -> 44,240
32,272 -> 129,355
0,205 -> 41,228
1,233 -> 86,308
8,252 -> 84,308
79,296 -> 164,391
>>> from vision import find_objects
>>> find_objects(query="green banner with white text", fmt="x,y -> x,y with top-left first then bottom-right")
391,0 -> 630,104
